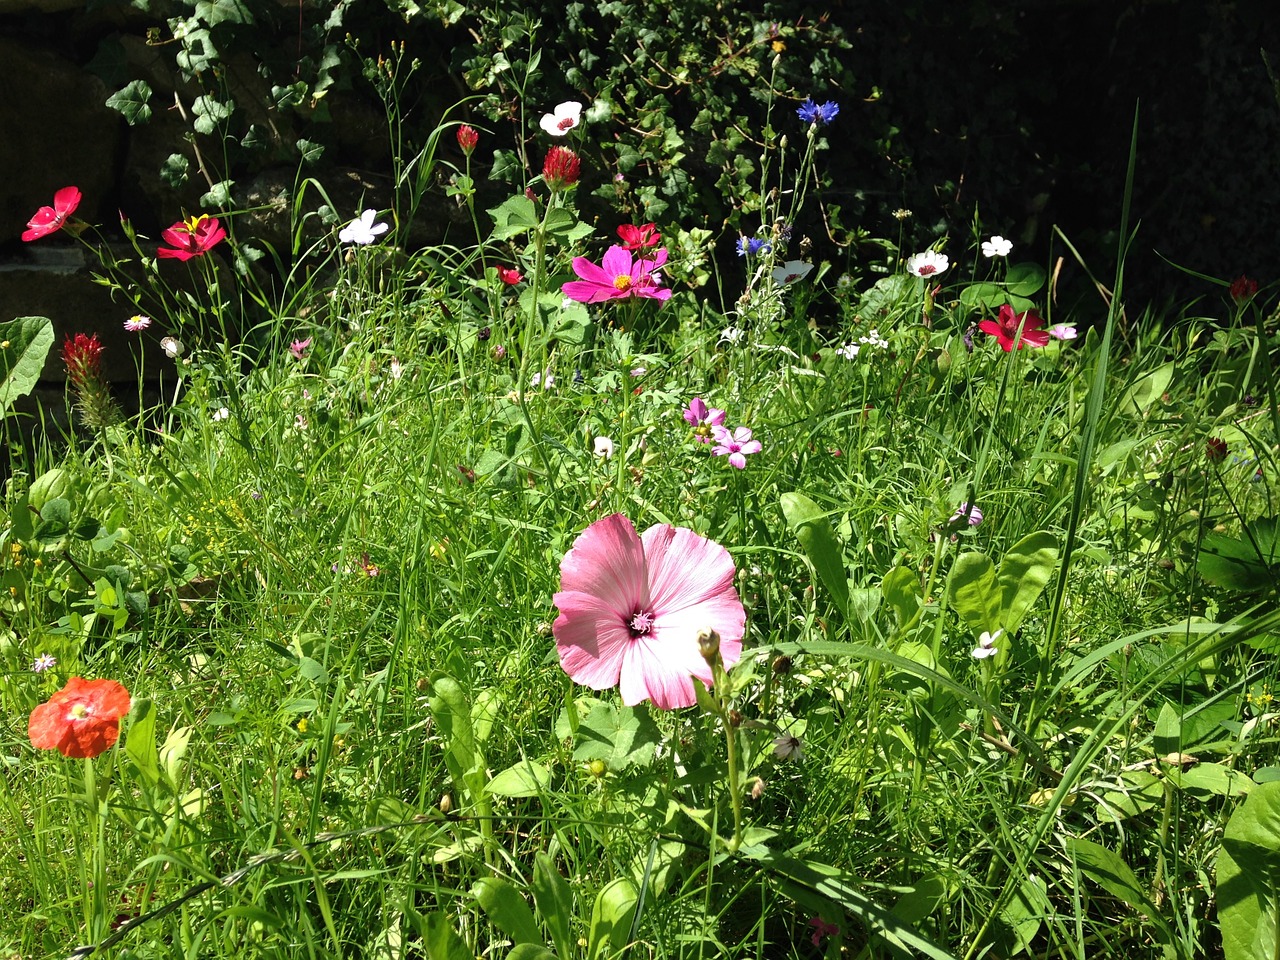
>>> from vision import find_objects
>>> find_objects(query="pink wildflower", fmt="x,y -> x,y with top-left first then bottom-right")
552,514 -> 746,710
711,425 -> 762,469
562,245 -> 672,304
808,917 -> 839,947
683,398 -> 726,443
289,337 -> 312,359
22,186 -> 82,242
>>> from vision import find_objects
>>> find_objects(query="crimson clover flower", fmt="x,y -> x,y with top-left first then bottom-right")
552,514 -> 745,710
978,303 -> 1051,351
62,333 -> 105,389
539,101 -> 583,136
617,223 -> 661,251
29,677 -> 132,759
683,397 -> 726,443
456,124 -> 479,155
1230,275 -> 1259,303
22,186 -> 82,241
543,146 -> 581,190
711,425 -> 762,469
562,245 -> 671,304
157,214 -> 227,260
1206,437 -> 1228,463
906,250 -> 949,278
797,98 -> 840,125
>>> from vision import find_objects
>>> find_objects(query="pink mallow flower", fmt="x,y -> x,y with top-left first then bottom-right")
711,425 -> 762,469
552,514 -> 745,710
562,245 -> 672,304
683,397 -> 726,443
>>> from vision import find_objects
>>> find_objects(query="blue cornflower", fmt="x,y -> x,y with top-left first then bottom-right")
735,236 -> 773,257
797,98 -> 840,125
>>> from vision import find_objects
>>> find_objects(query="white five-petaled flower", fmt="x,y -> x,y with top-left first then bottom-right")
859,329 -> 889,349
212,406 -> 229,422
773,734 -> 803,761
971,629 -> 1002,660
906,250 -> 949,278
836,343 -> 860,359
981,235 -> 1013,258
593,436 -> 614,459
772,260 -> 814,285
539,101 -> 583,136
160,336 -> 183,358
339,209 -> 390,245
530,370 -> 555,390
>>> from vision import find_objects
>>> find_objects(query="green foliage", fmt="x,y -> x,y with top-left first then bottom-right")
1218,781 -> 1280,960
0,316 -> 53,417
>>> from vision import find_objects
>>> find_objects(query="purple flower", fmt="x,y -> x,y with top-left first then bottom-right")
711,425 -> 762,469
950,503 -> 983,526
735,236 -> 772,257
32,653 -> 57,673
683,398 -> 726,443
797,98 -> 840,125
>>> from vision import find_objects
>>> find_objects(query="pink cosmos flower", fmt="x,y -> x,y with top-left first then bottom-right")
552,514 -> 746,710
978,303 -> 1051,351
22,186 -> 82,241
682,397 -> 726,443
711,425 -> 762,469
289,337 -> 312,359
562,245 -> 672,304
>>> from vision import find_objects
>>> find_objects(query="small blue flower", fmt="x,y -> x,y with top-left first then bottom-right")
735,236 -> 772,257
797,98 -> 840,125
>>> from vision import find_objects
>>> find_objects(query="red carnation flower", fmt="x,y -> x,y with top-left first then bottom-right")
978,303 -> 1052,351
157,214 -> 227,261
22,186 -> 82,242
29,677 -> 132,759
456,124 -> 479,155
543,146 -> 581,191
617,222 -> 661,251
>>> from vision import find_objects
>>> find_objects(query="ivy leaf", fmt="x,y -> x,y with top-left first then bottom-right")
192,95 -> 234,135
195,0 -> 251,26
161,153 -> 190,188
106,79 -> 153,125
297,139 -> 325,164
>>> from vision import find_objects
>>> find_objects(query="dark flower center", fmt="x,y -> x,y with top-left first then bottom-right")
629,610 -> 654,637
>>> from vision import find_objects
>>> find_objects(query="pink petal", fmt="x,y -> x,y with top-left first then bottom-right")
600,245 -> 635,278
156,246 -> 196,261
712,444 -> 731,457
728,453 -> 747,469
571,256 -> 614,286
553,591 -> 635,689
53,186 -> 82,216
636,286 -> 673,301
557,513 -> 647,606
707,408 -> 726,426
618,632 -> 706,709
562,279 -> 625,304
640,524 -> 745,652
732,427 -> 754,443
738,440 -> 762,455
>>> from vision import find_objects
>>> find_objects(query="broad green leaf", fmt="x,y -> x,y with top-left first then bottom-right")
159,725 -> 192,787
0,316 -> 54,416
572,701 -> 660,768
1167,762 -> 1252,798
881,566 -> 923,631
192,95 -> 233,134
998,875 -> 1049,956
532,853 -> 575,959
1005,262 -> 1046,296
1118,361 -> 1175,417
35,497 -> 71,544
124,698 -> 160,786
487,195 -> 539,239
780,492 -> 849,619
106,79 -> 153,125
28,468 -> 69,509
507,945 -> 556,960
418,911 -> 473,960
996,531 -> 1058,635
947,552 -> 1001,634
160,153 -> 190,188
1198,519 -> 1280,594
485,760 -> 550,797
195,0 -> 251,25
1066,838 -> 1173,944
1218,780 -> 1280,960
472,877 -> 542,945
958,281 -> 1006,313
298,139 -> 325,164
588,877 -> 637,960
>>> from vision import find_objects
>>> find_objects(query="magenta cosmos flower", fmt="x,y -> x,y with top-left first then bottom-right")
552,514 -> 745,710
683,397 -> 725,443
711,425 -> 762,469
562,245 -> 672,304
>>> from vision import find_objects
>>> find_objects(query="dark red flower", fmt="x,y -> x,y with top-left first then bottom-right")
497,266 -> 523,285
1230,275 -> 1259,304
543,146 -> 581,191
978,303 -> 1052,351
62,333 -> 106,390
157,215 -> 227,261
22,186 -> 82,242
617,222 -> 661,251
456,124 -> 479,155
1206,437 -> 1228,463
29,677 -> 132,759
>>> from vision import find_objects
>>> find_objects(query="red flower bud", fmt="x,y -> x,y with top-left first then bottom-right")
1230,275 -> 1259,304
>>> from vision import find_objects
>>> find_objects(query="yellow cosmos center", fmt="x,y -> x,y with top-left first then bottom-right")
613,275 -> 633,292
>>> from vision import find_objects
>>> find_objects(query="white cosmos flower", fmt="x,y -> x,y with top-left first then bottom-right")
539,101 -> 583,136
339,209 -> 389,245
906,250 -> 949,278
981,235 -> 1013,258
